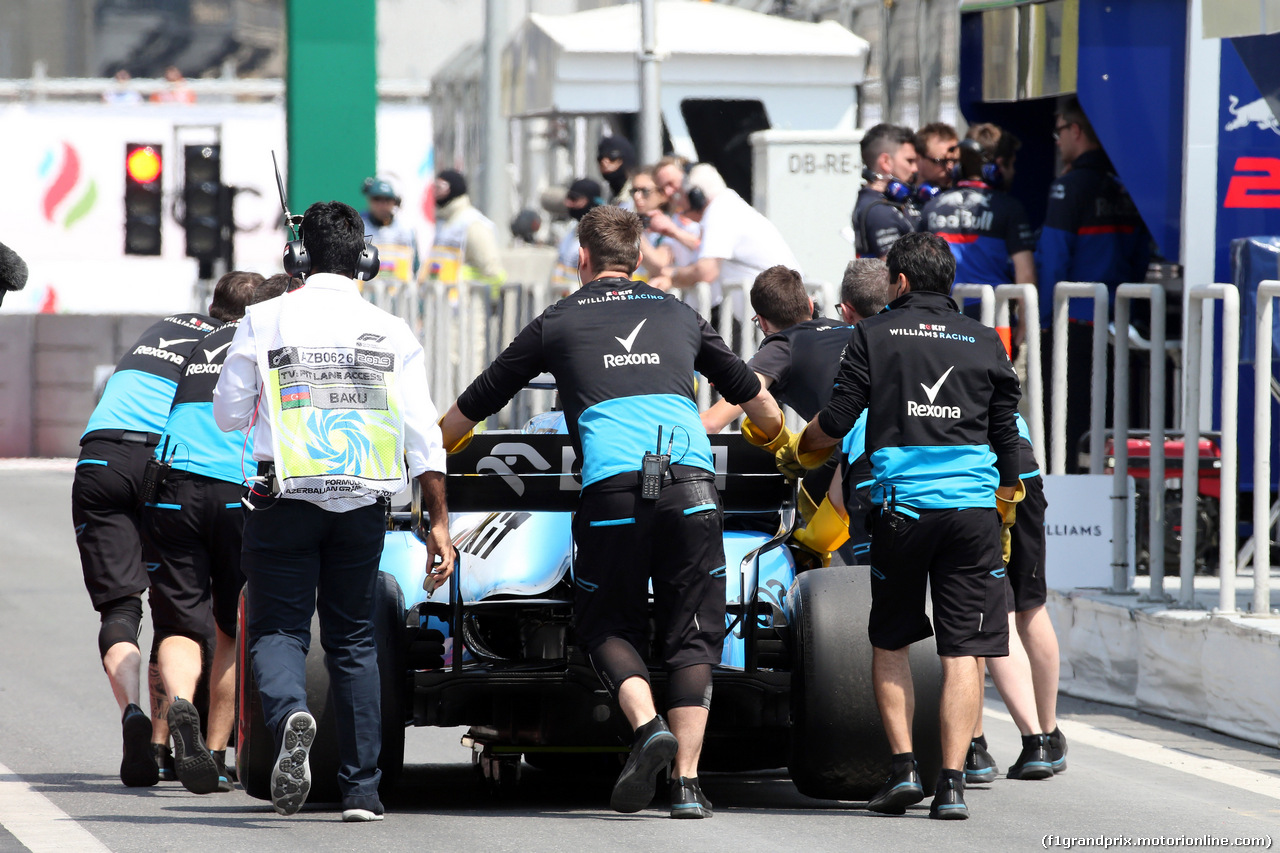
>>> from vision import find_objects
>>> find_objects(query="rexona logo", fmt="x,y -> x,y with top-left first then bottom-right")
908,365 -> 960,418
604,319 -> 661,368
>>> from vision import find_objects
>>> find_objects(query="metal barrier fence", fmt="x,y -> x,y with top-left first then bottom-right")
1113,285 -> 1167,598
1050,283 -> 1108,476
1182,284 -> 1240,612
995,284 -> 1045,472
1249,280 -> 1279,615
951,284 -> 995,328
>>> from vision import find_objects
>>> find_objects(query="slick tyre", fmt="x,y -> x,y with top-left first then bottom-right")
235,572 -> 407,803
787,566 -> 942,800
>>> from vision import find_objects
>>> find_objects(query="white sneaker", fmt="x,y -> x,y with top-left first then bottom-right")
270,710 -> 316,816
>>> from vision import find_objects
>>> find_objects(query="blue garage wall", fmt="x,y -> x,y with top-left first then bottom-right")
1077,0 -> 1187,263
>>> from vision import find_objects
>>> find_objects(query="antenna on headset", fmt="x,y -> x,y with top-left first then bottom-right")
272,151 -> 302,241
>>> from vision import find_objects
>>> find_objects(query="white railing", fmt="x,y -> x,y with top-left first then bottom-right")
1113,284 -> 1167,598
1049,283 -> 1108,476
952,283 -> 995,328
995,284 -> 1044,472
1249,280 -> 1279,615
1182,285 -> 1240,612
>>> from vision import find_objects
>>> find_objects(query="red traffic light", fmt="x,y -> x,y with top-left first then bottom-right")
126,145 -> 162,184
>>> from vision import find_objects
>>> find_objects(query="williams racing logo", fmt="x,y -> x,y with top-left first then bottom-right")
889,322 -> 976,343
908,366 -> 960,418
603,319 -> 661,369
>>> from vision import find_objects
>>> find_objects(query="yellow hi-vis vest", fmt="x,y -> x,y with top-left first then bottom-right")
252,295 -> 407,500
425,206 -> 501,285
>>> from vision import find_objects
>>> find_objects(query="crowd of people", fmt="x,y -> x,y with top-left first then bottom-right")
70,96 -> 1156,825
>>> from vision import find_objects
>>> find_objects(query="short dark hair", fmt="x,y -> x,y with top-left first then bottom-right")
861,123 -> 915,172
1056,95 -> 1099,145
301,201 -> 366,276
913,122 -> 958,155
576,206 -> 642,275
840,258 -> 890,319
208,270 -> 264,321
886,232 -> 955,295
750,266 -> 810,328
254,273 -> 302,303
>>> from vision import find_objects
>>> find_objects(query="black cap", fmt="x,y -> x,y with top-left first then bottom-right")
436,169 -> 467,200
596,136 -> 636,166
567,178 -> 603,202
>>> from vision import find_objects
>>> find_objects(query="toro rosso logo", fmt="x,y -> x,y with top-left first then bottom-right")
908,366 -> 960,418
1225,95 -> 1280,136
604,319 -> 661,368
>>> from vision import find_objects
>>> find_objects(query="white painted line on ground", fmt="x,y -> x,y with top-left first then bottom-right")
985,703 -> 1280,801
0,762 -> 111,853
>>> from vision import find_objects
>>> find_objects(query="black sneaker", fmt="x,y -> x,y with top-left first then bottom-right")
964,739 -> 998,783
610,715 -> 679,814
167,697 -> 220,795
152,742 -> 177,783
211,750 -> 235,793
1047,727 -> 1068,774
865,761 -> 924,815
120,704 -> 159,788
1007,734 -> 1054,780
342,794 -> 386,822
669,776 -> 713,819
271,710 -> 316,816
929,775 -> 969,820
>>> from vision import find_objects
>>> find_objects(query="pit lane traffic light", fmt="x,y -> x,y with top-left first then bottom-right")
183,144 -> 224,260
124,143 -> 163,255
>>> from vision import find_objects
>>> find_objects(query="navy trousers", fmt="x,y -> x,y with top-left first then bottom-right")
241,496 -> 386,799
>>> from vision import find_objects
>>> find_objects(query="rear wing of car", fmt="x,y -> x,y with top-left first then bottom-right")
445,433 -> 791,513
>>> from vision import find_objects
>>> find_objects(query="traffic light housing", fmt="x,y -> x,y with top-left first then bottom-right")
124,143 -> 163,255
183,145 -> 224,259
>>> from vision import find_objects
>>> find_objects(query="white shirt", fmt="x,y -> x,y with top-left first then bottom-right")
697,189 -> 801,287
213,272 -> 446,511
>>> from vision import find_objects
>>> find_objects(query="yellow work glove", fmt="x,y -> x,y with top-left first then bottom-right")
741,417 -> 794,453
790,496 -> 851,568
439,416 -> 474,455
797,482 -> 821,524
775,428 -> 834,481
995,480 -> 1027,565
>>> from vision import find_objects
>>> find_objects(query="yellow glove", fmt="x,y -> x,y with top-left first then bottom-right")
741,417 -> 793,453
995,480 -> 1027,565
797,482 -> 821,525
775,427 -> 834,480
439,416 -> 474,455
791,496 -> 850,567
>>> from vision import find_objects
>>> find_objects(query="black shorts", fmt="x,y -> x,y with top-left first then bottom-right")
573,470 -> 726,670
1007,475 -> 1048,612
867,506 -> 1009,657
72,437 -> 156,609
143,471 -> 246,639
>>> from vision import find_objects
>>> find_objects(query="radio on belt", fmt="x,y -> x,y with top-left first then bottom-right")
641,426 -> 671,500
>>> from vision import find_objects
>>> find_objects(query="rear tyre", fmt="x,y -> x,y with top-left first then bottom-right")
235,572 -> 408,802
787,566 -> 942,800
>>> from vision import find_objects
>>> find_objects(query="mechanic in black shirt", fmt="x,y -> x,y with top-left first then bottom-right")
72,290 -> 236,787
852,123 -> 919,259
439,206 -> 783,819
774,232 -> 1022,821
700,262 -> 890,565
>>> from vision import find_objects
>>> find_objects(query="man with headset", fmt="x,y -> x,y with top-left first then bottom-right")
772,232 -> 1022,820
144,273 -> 296,797
852,123 -> 919,259
72,289 -> 227,787
438,205 -> 784,819
214,201 -> 453,822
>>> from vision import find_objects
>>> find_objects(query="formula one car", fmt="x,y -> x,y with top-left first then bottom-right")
235,411 -> 943,803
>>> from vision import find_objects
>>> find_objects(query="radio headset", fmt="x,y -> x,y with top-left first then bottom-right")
915,183 -> 942,204
681,161 -> 709,214
861,167 -> 912,204
956,138 -> 1003,189
272,152 -> 381,281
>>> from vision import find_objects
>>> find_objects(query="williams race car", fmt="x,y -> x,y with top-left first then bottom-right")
235,411 -> 943,803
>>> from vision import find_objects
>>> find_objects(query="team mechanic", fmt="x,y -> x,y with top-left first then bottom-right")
213,202 -> 453,822
700,263 -> 864,566
774,232 -> 1022,821
438,205 -> 784,819
144,273 -> 295,796
72,291 -> 229,787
